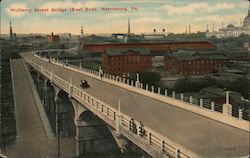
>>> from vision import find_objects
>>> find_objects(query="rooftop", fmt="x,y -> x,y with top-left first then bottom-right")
106,48 -> 151,56
168,50 -> 227,61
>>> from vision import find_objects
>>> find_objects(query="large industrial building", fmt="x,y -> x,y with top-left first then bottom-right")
164,50 -> 228,76
102,48 -> 152,75
84,41 -> 215,54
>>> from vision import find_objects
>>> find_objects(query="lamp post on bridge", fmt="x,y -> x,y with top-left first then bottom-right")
223,90 -> 232,116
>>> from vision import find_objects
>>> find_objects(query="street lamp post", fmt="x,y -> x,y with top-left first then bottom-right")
57,113 -> 61,158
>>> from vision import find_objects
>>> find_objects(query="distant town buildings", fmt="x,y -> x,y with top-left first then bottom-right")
243,42 -> 250,51
102,48 -> 151,75
206,1 -> 250,38
141,29 -> 167,39
47,32 -> 60,43
164,50 -> 228,75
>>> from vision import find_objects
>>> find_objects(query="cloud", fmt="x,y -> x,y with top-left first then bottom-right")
160,2 -> 235,15
6,3 -> 31,17
194,13 -> 245,24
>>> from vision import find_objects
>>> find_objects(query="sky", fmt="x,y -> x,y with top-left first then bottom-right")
0,0 -> 249,35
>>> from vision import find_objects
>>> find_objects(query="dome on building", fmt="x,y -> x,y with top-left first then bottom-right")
227,24 -> 234,28
243,1 -> 250,28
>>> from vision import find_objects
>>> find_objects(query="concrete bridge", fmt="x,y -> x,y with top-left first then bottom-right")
19,51 -> 249,158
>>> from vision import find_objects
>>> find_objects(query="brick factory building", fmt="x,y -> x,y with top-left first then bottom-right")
102,48 -> 152,75
47,32 -> 60,43
84,41 -> 215,54
164,50 -> 228,76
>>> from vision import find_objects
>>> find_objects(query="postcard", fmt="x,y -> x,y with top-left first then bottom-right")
0,0 -> 249,158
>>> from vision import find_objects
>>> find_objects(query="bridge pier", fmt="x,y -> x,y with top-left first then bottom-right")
36,74 -> 44,99
53,85 -> 71,137
43,83 -> 54,114
69,97 -> 118,157
70,98 -> 89,156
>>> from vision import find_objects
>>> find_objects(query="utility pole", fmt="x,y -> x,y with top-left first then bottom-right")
57,113 -> 61,158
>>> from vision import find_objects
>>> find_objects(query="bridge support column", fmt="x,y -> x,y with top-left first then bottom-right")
53,85 -> 61,136
42,78 -> 50,110
108,101 -> 127,153
36,74 -> 44,98
53,85 -> 70,137
69,97 -> 89,157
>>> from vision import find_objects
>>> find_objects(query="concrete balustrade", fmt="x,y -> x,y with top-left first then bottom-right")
211,102 -> 215,111
189,96 -> 193,104
158,87 -> 161,94
151,86 -> 154,93
165,89 -> 168,96
176,149 -> 180,158
146,84 -> 148,91
239,109 -> 243,119
181,93 -> 184,101
127,79 -> 130,85
200,99 -> 203,107
172,91 -> 175,99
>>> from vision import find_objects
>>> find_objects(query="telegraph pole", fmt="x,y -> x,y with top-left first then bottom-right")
57,113 -> 61,158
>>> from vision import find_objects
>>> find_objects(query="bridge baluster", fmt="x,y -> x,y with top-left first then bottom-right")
113,112 -> 116,121
148,133 -> 151,144
101,104 -> 104,112
200,99 -> 203,107
172,91 -> 175,99
165,89 -> 168,96
151,86 -> 154,93
161,140 -> 165,151
158,87 -> 161,94
239,109 -> 243,119
181,93 -> 184,101
175,149 -> 180,158
189,96 -> 193,104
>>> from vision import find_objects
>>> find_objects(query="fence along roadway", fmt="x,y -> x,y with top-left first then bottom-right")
23,52 -> 249,158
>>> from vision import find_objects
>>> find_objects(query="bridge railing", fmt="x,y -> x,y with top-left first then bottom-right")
24,55 -> 199,158
31,53 -> 249,132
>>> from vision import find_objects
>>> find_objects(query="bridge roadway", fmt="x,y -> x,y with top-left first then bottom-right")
25,53 -> 249,158
6,59 -> 75,158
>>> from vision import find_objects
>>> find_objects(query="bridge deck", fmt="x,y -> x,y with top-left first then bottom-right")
6,59 -> 75,158
26,54 -> 249,158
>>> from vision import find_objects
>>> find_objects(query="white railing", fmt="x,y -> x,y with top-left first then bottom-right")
31,53 -> 249,132
24,55 -> 199,158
